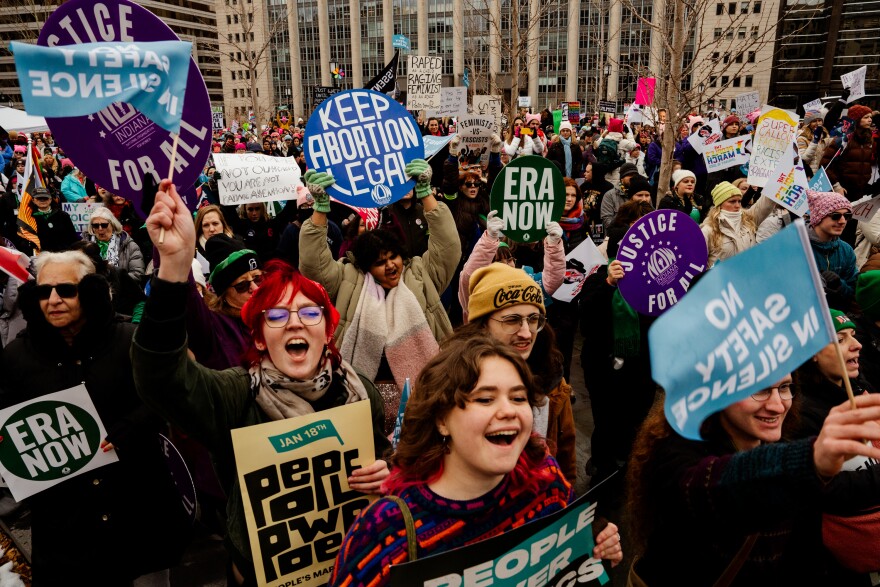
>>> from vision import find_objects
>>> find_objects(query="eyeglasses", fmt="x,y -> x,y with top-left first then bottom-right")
750,384 -> 794,402
34,283 -> 78,300
263,305 -> 325,327
91,222 -> 110,229
490,313 -> 546,334
464,181 -> 480,188
828,212 -> 852,222
230,273 -> 263,294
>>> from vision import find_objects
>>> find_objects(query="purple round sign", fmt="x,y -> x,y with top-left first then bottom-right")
37,0 -> 211,210
616,209 -> 708,316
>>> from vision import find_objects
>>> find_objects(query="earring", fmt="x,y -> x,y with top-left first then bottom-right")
441,435 -> 451,453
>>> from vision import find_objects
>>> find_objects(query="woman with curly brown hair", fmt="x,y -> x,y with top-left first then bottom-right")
329,335 -> 621,587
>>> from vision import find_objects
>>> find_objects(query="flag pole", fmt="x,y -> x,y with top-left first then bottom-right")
158,132 -> 180,245
833,339 -> 858,410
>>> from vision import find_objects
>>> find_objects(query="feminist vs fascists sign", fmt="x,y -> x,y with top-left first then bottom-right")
305,89 -> 424,208
233,401 -> 377,586
490,156 -> 564,243
649,220 -> 834,440
0,385 -> 117,501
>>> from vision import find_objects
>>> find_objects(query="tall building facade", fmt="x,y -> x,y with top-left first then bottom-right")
0,1 -> 224,112
769,0 -> 879,110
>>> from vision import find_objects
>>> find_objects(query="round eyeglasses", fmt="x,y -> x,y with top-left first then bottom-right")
489,313 -> 546,334
262,305 -> 325,327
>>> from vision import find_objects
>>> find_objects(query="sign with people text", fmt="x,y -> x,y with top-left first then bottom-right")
407,56 -> 442,111
0,385 -> 118,501
233,401 -> 377,587
490,156 -> 565,243
212,153 -> 302,205
304,89 -> 424,208
390,495 -> 609,586
617,210 -> 708,316
748,106 -> 798,188
649,220 -> 835,440
38,0 -> 212,211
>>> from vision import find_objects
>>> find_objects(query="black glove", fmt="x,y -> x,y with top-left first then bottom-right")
839,88 -> 850,103
821,270 -> 842,294
812,127 -> 825,142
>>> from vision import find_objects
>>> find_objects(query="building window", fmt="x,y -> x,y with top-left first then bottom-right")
748,51 -> 755,63
735,53 -> 743,63
710,76 -> 718,87
248,13 -> 253,23
733,77 -> 741,87
233,89 -> 237,98
716,3 -> 724,14
728,2 -> 735,14
726,29 -> 733,40
712,52 -> 720,62
753,1 -> 761,12
745,75 -> 753,87
720,99 -> 727,110
723,53 -> 730,64
250,32 -> 255,41
751,26 -> 759,38
721,75 -> 729,86
738,27 -> 746,39
741,1 -> 749,13
226,15 -> 231,24
714,28 -> 722,40
233,14 -> 239,23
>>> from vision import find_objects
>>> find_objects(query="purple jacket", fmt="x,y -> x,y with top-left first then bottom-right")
185,276 -> 251,370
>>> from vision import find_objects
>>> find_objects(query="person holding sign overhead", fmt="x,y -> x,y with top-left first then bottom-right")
298,160 -> 460,433
329,336 -> 622,586
700,180 -> 775,266
134,180 -> 391,586
625,375 -> 880,585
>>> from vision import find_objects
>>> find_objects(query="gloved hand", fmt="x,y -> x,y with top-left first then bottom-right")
821,270 -> 842,294
813,126 -> 826,142
545,221 -> 563,245
449,135 -> 461,157
490,133 -> 503,153
405,159 -> 433,199
514,126 -> 521,138
839,87 -> 850,103
303,169 -> 334,213
486,210 -> 504,239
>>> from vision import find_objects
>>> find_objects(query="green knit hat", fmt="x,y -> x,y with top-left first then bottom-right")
829,309 -> 856,333
856,271 -> 880,321
711,181 -> 740,207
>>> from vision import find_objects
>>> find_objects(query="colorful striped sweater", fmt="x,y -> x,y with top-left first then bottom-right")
329,455 -> 571,587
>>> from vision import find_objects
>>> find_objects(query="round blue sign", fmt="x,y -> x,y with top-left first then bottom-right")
616,209 -> 708,316
37,0 -> 212,210
304,89 -> 424,208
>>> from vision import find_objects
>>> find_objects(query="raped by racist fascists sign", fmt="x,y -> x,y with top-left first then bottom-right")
390,495 -> 609,587
212,153 -> 302,205
38,0 -> 212,210
305,89 -> 424,208
490,156 -> 565,243
748,106 -> 798,188
406,56 -> 442,111
649,220 -> 834,440
233,401 -> 377,586
0,385 -> 117,501
616,210 -> 707,316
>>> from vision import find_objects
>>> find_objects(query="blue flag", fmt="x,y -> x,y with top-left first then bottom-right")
648,219 -> 835,439
391,378 -> 411,451
11,40 -> 192,133
809,167 -> 834,192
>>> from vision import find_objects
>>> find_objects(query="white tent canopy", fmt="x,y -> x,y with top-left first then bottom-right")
0,107 -> 49,134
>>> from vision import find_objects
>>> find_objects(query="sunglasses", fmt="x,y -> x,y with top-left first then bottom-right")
91,222 -> 110,229
262,305 -> 324,327
828,212 -> 852,222
34,283 -> 78,300
464,181 -> 480,188
230,273 -> 263,294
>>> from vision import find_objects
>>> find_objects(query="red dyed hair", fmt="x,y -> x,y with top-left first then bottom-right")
240,259 -> 341,367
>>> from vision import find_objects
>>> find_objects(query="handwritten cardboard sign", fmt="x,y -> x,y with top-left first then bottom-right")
407,56 -> 442,111
212,153 -> 302,205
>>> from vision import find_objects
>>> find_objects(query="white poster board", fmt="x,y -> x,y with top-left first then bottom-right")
472,95 -> 503,133
62,202 -> 105,235
841,66 -> 867,103
406,56 -> 442,111
427,87 -> 467,118
735,91 -> 760,116
212,153 -> 302,205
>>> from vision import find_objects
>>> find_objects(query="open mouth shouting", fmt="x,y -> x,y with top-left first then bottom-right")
485,429 -> 520,446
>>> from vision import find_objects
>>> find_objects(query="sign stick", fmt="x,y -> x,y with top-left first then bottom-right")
833,338 -> 858,409
158,133 -> 180,245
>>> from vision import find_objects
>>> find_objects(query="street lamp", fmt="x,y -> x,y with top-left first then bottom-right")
698,83 -> 705,114
329,61 -> 338,88
603,63 -> 611,101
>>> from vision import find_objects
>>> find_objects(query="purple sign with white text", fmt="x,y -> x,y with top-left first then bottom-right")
616,210 -> 708,316
38,0 -> 211,209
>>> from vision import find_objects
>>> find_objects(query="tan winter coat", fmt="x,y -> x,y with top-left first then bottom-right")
299,201 -> 460,345
701,195 -> 775,266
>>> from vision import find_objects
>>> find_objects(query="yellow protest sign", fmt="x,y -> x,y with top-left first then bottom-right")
232,401 -> 377,586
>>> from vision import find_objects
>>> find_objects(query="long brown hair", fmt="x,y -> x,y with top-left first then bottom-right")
385,335 -> 551,493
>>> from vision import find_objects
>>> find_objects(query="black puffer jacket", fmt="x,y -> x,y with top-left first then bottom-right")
0,274 -> 190,585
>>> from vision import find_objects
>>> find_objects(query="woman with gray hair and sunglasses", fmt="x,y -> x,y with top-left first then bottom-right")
84,206 -> 144,284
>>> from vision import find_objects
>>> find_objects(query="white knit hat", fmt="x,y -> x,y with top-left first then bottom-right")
672,169 -> 697,187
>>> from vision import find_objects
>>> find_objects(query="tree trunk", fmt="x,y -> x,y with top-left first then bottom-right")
656,0 -> 686,206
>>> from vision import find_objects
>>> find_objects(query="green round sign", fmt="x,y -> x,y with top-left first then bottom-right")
489,155 -> 566,243
0,401 -> 102,481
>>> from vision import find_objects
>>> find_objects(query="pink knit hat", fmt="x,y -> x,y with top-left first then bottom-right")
807,190 -> 852,228
608,118 -> 624,133
525,113 -> 541,124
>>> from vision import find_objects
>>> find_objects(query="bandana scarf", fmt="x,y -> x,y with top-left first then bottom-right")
249,350 -> 368,420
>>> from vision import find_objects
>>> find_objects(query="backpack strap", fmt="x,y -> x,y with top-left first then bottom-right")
384,495 -> 418,562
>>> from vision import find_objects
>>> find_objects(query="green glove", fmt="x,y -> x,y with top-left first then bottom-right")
303,169 -> 334,214
405,159 -> 433,199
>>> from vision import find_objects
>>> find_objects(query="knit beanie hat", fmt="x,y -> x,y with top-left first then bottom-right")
803,110 -> 823,124
235,142 -> 246,150
559,121 -> 573,133
829,309 -> 856,333
857,271 -> 880,321
627,175 -> 653,198
847,104 -> 872,124
619,162 -> 639,179
608,118 -> 624,133
468,263 -> 545,322
672,169 -> 697,189
205,234 -> 260,294
807,189 -> 852,227
525,113 -> 541,125
711,181 -> 740,207
722,115 -> 740,130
